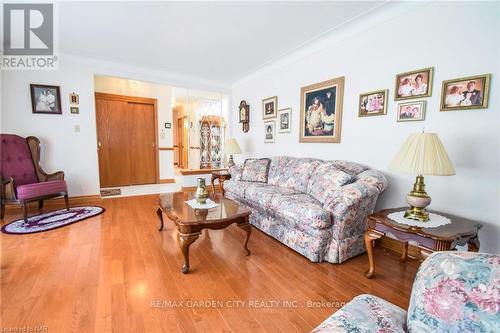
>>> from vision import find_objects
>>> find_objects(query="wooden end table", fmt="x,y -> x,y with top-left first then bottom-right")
365,208 -> 482,279
211,170 -> 231,195
157,191 -> 251,273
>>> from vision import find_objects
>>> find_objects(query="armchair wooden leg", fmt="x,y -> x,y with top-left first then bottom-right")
64,194 -> 70,211
0,201 -> 5,220
21,201 -> 28,224
38,200 -> 44,210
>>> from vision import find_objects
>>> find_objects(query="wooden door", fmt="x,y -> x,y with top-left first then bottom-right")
96,99 -> 131,187
177,117 -> 185,168
129,102 -> 156,184
95,93 -> 158,188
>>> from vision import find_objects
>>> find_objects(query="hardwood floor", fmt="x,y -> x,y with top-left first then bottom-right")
1,195 -> 420,332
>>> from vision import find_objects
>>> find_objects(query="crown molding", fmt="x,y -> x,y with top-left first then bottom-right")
59,51 -> 231,93
231,1 -> 433,88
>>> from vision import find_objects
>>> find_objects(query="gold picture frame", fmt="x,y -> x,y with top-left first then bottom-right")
397,101 -> 426,122
358,89 -> 388,117
299,77 -> 344,143
440,74 -> 491,111
395,67 -> 433,101
262,96 -> 278,119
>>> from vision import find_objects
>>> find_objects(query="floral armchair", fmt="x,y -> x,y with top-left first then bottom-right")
1,134 -> 69,222
312,251 -> 499,332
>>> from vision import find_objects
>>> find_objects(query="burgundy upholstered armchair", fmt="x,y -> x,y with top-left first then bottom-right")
0,134 -> 69,223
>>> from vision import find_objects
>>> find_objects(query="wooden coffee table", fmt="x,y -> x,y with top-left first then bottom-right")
157,192 -> 251,273
365,207 -> 482,278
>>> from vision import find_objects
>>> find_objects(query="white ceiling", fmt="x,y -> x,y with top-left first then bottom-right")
60,1 -> 385,86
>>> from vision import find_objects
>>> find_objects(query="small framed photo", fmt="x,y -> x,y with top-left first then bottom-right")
395,67 -> 433,100
358,89 -> 388,117
397,101 -> 426,122
70,107 -> 79,114
262,96 -> 278,119
264,120 -> 275,143
440,74 -> 491,111
69,93 -> 79,105
278,108 -> 291,133
30,84 -> 62,114
165,122 -> 172,129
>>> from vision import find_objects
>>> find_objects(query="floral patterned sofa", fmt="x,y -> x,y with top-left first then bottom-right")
224,156 -> 387,263
312,252 -> 500,332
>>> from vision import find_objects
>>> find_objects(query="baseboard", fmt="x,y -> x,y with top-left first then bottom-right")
4,195 -> 102,213
159,178 -> 175,184
379,236 -> 422,259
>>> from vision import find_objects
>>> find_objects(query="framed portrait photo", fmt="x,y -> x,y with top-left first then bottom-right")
70,107 -> 79,114
299,77 -> 344,143
397,101 -> 426,122
358,89 -> 388,117
264,120 -> 275,143
278,108 -> 291,133
440,74 -> 491,111
30,84 -> 62,114
262,96 -> 278,119
395,67 -> 433,100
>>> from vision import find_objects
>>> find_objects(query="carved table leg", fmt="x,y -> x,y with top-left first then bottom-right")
178,232 -> 200,274
468,236 -> 480,252
400,241 -> 408,262
364,229 -> 383,278
237,222 -> 252,256
220,179 -> 225,196
157,208 -> 164,231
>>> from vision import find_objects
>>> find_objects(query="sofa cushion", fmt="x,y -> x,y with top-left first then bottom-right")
268,156 -> 321,193
312,294 -> 407,333
16,180 -> 67,200
307,162 -> 354,204
269,193 -> 332,230
240,158 -> 271,183
331,160 -> 368,176
407,252 -> 500,333
244,183 -> 297,207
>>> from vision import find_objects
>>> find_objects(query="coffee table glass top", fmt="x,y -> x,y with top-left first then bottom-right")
159,192 -> 249,224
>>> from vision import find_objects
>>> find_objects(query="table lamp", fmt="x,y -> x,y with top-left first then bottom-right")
224,138 -> 242,168
388,132 -> 455,222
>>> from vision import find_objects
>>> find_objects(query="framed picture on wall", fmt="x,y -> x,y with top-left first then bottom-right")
395,67 -> 433,100
278,108 -> 291,133
358,89 -> 388,117
397,101 -> 426,122
440,74 -> 491,111
264,120 -> 275,143
299,76 -> 344,143
30,84 -> 62,114
262,96 -> 278,119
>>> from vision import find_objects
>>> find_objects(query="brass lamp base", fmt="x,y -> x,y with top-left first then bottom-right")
227,155 -> 235,168
404,175 -> 431,222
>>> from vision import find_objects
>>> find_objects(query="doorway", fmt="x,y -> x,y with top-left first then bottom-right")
95,93 -> 158,188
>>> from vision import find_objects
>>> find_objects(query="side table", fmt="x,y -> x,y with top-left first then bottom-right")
211,171 -> 231,195
364,208 -> 482,278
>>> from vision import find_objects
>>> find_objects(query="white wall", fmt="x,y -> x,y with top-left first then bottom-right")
1,54 -> 229,196
231,2 -> 500,253
94,76 -> 174,180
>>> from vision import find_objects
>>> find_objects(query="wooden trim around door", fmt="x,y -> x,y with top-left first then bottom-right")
159,178 -> 176,184
95,92 -> 160,185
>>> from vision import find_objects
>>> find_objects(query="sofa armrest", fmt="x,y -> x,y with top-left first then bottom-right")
323,170 -> 387,240
229,164 -> 243,180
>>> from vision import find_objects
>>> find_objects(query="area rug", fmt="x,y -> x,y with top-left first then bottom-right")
1,206 -> 105,235
100,189 -> 121,197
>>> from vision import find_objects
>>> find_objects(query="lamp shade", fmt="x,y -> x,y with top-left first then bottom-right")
388,133 -> 455,176
224,138 -> 242,154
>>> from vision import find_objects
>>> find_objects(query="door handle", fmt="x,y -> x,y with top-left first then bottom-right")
152,142 -> 155,148
98,141 -> 102,148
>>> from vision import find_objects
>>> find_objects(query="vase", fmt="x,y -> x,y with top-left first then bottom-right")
195,178 -> 209,204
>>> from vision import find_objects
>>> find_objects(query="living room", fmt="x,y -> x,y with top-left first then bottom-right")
1,1 -> 499,332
